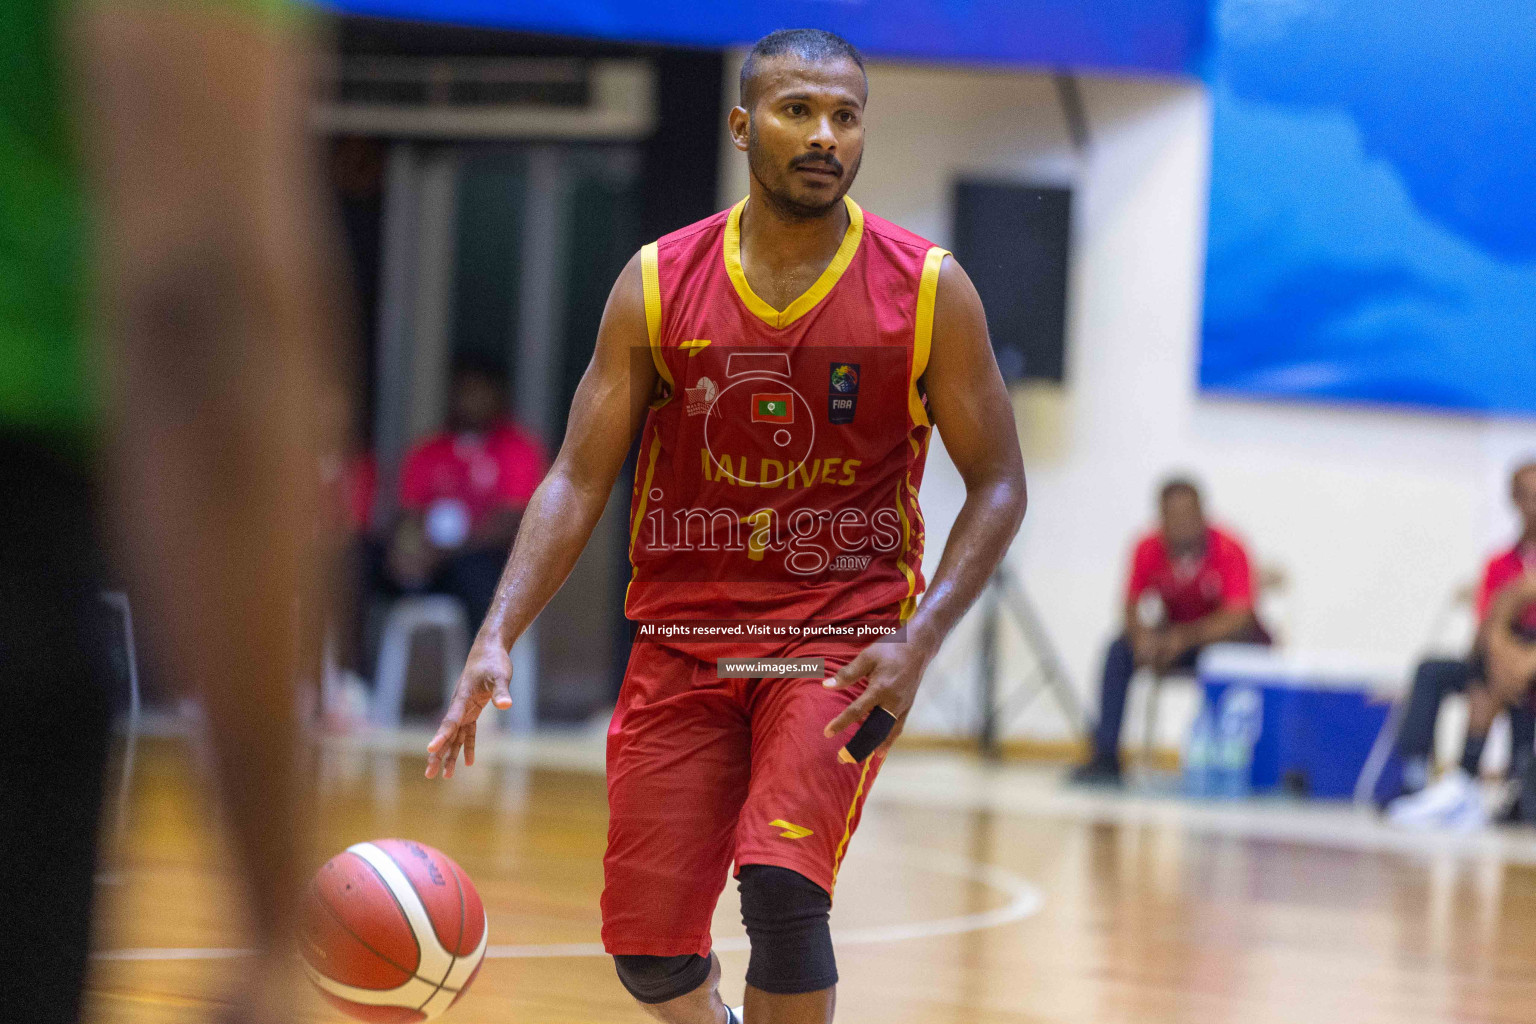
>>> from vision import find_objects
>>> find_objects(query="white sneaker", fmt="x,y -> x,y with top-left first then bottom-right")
1387,769 -> 1480,830
1443,789 -> 1491,833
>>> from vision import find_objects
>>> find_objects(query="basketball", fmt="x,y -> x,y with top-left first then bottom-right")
300,839 -> 488,1022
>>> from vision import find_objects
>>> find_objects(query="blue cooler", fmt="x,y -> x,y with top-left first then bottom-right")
1196,645 -> 1400,799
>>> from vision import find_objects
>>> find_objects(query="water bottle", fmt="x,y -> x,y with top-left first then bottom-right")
1214,685 -> 1262,798
1183,706 -> 1215,798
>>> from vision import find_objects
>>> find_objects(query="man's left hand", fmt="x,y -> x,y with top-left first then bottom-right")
1488,631 -> 1536,705
1152,625 -> 1195,673
822,640 -> 934,758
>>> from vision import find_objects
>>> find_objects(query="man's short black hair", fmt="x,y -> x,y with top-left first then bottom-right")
1159,476 -> 1202,506
739,28 -> 867,109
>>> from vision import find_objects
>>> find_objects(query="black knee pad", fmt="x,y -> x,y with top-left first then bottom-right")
738,864 -> 837,994
613,953 -> 712,1004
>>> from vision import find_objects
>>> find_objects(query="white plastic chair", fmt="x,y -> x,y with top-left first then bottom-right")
1353,579 -> 1478,805
372,596 -> 470,728
371,595 -> 537,733
100,591 -> 141,849
504,626 -> 537,734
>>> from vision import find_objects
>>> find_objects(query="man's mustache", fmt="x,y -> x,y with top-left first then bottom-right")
791,153 -> 844,175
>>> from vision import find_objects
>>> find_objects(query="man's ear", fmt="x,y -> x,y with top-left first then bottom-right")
728,106 -> 750,153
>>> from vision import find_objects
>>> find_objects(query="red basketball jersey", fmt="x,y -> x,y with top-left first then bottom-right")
624,195 -> 948,650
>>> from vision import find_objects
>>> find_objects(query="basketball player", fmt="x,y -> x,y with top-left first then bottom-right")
3,2 -> 342,1021
427,29 -> 1026,1024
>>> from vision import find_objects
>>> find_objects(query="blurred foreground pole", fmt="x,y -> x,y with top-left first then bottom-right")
71,3 -> 353,1020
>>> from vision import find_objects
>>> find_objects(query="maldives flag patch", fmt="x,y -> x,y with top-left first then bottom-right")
751,393 -> 794,424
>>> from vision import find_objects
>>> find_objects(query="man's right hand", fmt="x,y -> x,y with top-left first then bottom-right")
425,640 -> 514,779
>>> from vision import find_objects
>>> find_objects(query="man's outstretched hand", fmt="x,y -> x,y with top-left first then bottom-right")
426,640 -> 514,778
821,639 -> 934,759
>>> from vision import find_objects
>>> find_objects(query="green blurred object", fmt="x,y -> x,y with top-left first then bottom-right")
0,0 -> 294,446
0,2 -> 91,440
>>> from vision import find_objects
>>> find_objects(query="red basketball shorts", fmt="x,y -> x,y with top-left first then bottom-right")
600,642 -> 884,957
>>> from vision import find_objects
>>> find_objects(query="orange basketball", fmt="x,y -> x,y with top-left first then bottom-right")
300,839 -> 488,1022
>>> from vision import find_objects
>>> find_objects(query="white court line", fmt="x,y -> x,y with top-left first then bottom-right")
487,848 -> 1043,958
93,847 -> 1042,963
95,947 -> 253,962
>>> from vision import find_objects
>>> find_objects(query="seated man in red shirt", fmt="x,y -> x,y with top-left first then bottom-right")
1445,568 -> 1536,825
387,357 -> 547,629
1486,571 -> 1536,722
1484,573 -> 1536,822
1385,462 -> 1536,826
1071,478 -> 1269,785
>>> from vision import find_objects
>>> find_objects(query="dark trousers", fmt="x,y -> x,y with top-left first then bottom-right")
373,541 -> 505,637
0,434 -> 112,1024
1089,634 -> 1200,765
430,548 -> 504,631
1393,656 -> 1535,772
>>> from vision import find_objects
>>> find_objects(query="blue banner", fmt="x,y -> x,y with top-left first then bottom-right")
314,0 -> 1208,76
1200,0 -> 1536,416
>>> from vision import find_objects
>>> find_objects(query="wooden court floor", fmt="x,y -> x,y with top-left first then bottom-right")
88,737 -> 1536,1024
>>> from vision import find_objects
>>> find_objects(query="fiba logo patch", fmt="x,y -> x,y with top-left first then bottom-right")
828,362 -> 859,424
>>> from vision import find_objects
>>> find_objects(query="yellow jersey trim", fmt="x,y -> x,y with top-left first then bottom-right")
624,431 -> 666,610
894,431 -> 931,623
628,432 -> 663,554
909,246 -> 949,429
831,759 -> 873,893
723,195 -> 865,330
894,479 -> 918,612
639,243 -> 673,406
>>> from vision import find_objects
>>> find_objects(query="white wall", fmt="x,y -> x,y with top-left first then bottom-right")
718,55 -> 1536,742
